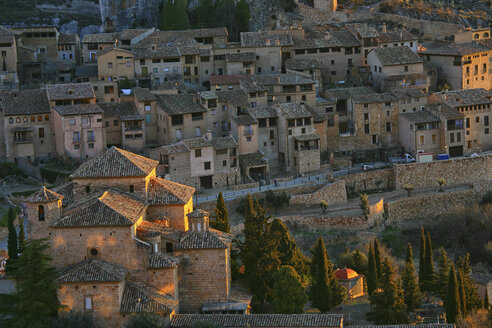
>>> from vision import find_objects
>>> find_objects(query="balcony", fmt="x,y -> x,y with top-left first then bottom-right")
14,136 -> 33,144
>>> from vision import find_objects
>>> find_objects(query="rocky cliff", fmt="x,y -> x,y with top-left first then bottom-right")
98,0 -> 163,32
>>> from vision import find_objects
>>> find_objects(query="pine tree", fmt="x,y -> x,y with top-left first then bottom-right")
424,232 -> 434,292
269,219 -> 307,278
17,216 -> 25,254
196,0 -> 214,28
235,0 -> 250,34
445,264 -> 460,324
402,243 -> 421,312
457,270 -> 467,317
6,207 -> 18,271
367,243 -> 378,296
272,266 -> 307,314
418,227 -> 426,291
367,258 -> 408,324
241,196 -> 280,306
160,0 -> 189,31
211,192 -> 230,233
484,289 -> 490,310
309,237 -> 346,312
456,254 -> 483,312
433,247 -> 451,299
0,239 -> 59,327
374,238 -> 382,283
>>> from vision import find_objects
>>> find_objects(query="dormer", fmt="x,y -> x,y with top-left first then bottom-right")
25,186 -> 63,239
187,209 -> 209,232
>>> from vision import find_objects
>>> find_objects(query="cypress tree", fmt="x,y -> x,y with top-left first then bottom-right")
457,270 -> 467,317
367,258 -> 408,324
374,238 -> 382,282
402,243 -> 421,312
484,289 -> 490,310
418,227 -> 426,291
160,0 -> 189,31
351,248 -> 368,276
211,192 -> 230,233
367,243 -> 378,295
269,219 -> 307,277
433,247 -> 451,299
309,236 -> 346,312
6,207 -> 18,271
445,264 -> 460,323
0,239 -> 59,327
17,216 -> 26,254
456,253 -> 483,312
424,232 -> 434,292
272,266 -> 307,314
235,0 -> 250,34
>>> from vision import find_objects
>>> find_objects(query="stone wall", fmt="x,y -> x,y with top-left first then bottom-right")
393,155 -> 492,189
341,168 -> 395,193
290,180 -> 347,206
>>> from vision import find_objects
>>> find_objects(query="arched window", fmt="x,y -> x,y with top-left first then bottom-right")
474,34 -> 480,39
484,32 -> 489,38
38,205 -> 45,221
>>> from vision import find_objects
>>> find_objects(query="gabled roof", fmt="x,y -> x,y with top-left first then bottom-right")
70,147 -> 158,179
241,32 -> 293,47
371,46 -> 422,66
401,110 -> 440,124
334,268 -> 359,280
26,186 -> 63,203
58,260 -> 128,283
273,102 -> 314,119
421,42 -> 490,56
46,82 -> 95,100
439,88 -> 492,107
352,93 -> 398,104
0,89 -> 50,115
182,137 -> 213,149
52,191 -> 146,228
51,182 -> 74,206
170,314 -> 343,328
120,282 -> 178,314
58,33 -> 78,45
148,253 -> 181,269
210,74 -> 245,85
211,136 -> 238,150
216,89 -> 249,107
147,177 -> 195,205
285,58 -> 321,71
99,102 -> 142,121
97,45 -> 134,57
187,209 -> 209,218
157,94 -> 207,115
325,86 -> 376,100
175,229 -> 232,250
254,73 -> 314,86
82,32 -> 119,44
134,87 -> 157,102
52,104 -> 103,116
249,106 -> 278,119
378,30 -> 418,43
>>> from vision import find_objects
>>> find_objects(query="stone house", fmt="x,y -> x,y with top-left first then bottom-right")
25,147 -> 246,326
334,268 -> 364,299
47,83 -> 105,161
225,52 -> 256,75
99,102 -> 145,151
285,58 -> 322,92
255,73 -> 316,106
427,103 -> 466,157
454,28 -> 492,44
420,43 -> 492,91
57,33 -> 80,65
249,106 -> 279,168
0,27 -> 20,90
97,46 -> 135,82
399,110 -> 442,156
292,30 -> 363,84
156,94 -> 208,144
428,88 -> 492,154
133,87 -> 160,146
368,46 -> 428,92
13,26 -> 59,63
0,89 -> 54,161
390,88 -> 428,113
150,134 -> 239,189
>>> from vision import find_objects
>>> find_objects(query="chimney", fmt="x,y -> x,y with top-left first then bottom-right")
323,31 -> 331,40
204,130 -> 212,141
382,23 -> 387,33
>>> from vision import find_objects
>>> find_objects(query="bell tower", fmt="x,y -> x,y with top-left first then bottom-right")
186,209 -> 210,232
25,186 -> 63,239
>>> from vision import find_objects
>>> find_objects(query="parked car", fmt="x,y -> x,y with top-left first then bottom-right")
391,153 -> 415,164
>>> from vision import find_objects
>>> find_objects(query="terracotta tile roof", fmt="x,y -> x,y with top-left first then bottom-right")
440,88 -> 492,107
225,52 -> 256,62
175,229 -> 232,250
239,151 -> 268,168
155,143 -> 190,155
52,104 -> 103,116
97,45 -> 134,57
249,106 -> 277,119
70,147 -> 158,178
352,93 -> 398,104
137,220 -> 182,242
378,30 -> 418,43
99,102 -> 142,120
348,325 -> 454,328
421,42 -> 490,56
147,177 -> 195,205
255,73 -> 315,86
53,190 -> 146,227
58,33 -> 78,45
325,86 -> 376,100
82,32 -> 119,44
426,103 -> 464,119
26,186 -> 63,203
46,82 -> 95,100
58,260 -> 128,283
401,110 -> 440,124
292,133 -> 320,142
285,58 -> 321,71
187,209 -> 209,218
211,136 -> 237,150
120,282 -> 178,314
216,90 -> 249,107
119,28 -> 155,41
241,32 -> 293,47
273,102 -> 314,119
157,94 -> 207,115
350,24 -> 379,39
148,253 -> 181,269
239,75 -> 267,93
210,74 -> 245,85
390,88 -> 425,99
330,30 -> 362,47
182,137 -> 212,149
0,89 -> 50,115
372,46 -> 422,66
51,182 -> 74,206
134,87 -> 157,102
293,38 -> 340,50
132,47 -> 181,59
233,114 -> 257,125
0,27 -> 19,43
170,314 -> 343,328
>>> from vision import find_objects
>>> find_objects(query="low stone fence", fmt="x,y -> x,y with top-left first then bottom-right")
341,168 -> 395,193
369,198 -> 384,215
290,180 -> 347,206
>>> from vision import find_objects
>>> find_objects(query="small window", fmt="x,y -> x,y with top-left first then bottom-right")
108,62 -> 113,69
404,65 -> 409,72
45,115 -> 49,121
38,205 -> 45,221
195,149 -> 201,157
8,117 -> 13,124
86,186 -> 91,194
166,242 -> 173,253
88,143 -> 94,149
85,296 -> 93,311
129,185 -> 134,193
69,119 -> 76,125
204,162 -> 211,170
223,160 -> 227,166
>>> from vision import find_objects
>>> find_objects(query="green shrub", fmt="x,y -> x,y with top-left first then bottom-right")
40,167 -> 69,184
49,311 -> 99,328
125,314 -> 164,328
480,191 -> 492,205
265,190 -> 290,210
0,162 -> 26,178
12,190 -> 37,197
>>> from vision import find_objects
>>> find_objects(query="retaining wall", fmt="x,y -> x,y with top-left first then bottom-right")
290,180 -> 347,206
341,168 -> 395,193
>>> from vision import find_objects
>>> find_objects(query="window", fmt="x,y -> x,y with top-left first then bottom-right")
74,144 -> 80,149
171,115 -> 183,126
105,121 -> 109,127
195,127 -> 201,137
386,122 -> 391,132
204,162 -> 211,170
73,132 -> 80,143
372,135 -> 378,144
81,118 -> 88,124
270,130 -> 274,140
129,185 -> 134,193
87,130 -> 95,142
404,65 -> 409,72
420,135 -> 424,145
84,296 -> 93,311
69,119 -> 76,125
466,118 -> 470,128
30,116 -> 34,122
38,205 -> 45,221
302,95 -> 306,101
457,132 -> 461,142
113,119 -> 119,126
39,128 -> 44,138
364,124 -> 369,134
246,136 -> 252,141
16,117 -> 20,123
486,128 -> 490,135
485,116 -> 489,126
223,160 -> 227,166
195,149 -> 202,157
432,134 -> 436,144
146,114 -> 151,125
108,62 -> 113,69
476,117 -> 480,123
8,117 -> 12,124
176,129 -> 182,140
450,133 -> 455,143
85,186 -> 91,194
331,60 -> 335,65
104,86 -> 114,94
45,115 -> 49,121
331,71 -> 336,76
286,96 -> 291,102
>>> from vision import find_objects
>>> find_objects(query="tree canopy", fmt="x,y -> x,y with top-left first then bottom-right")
272,266 -> 307,314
